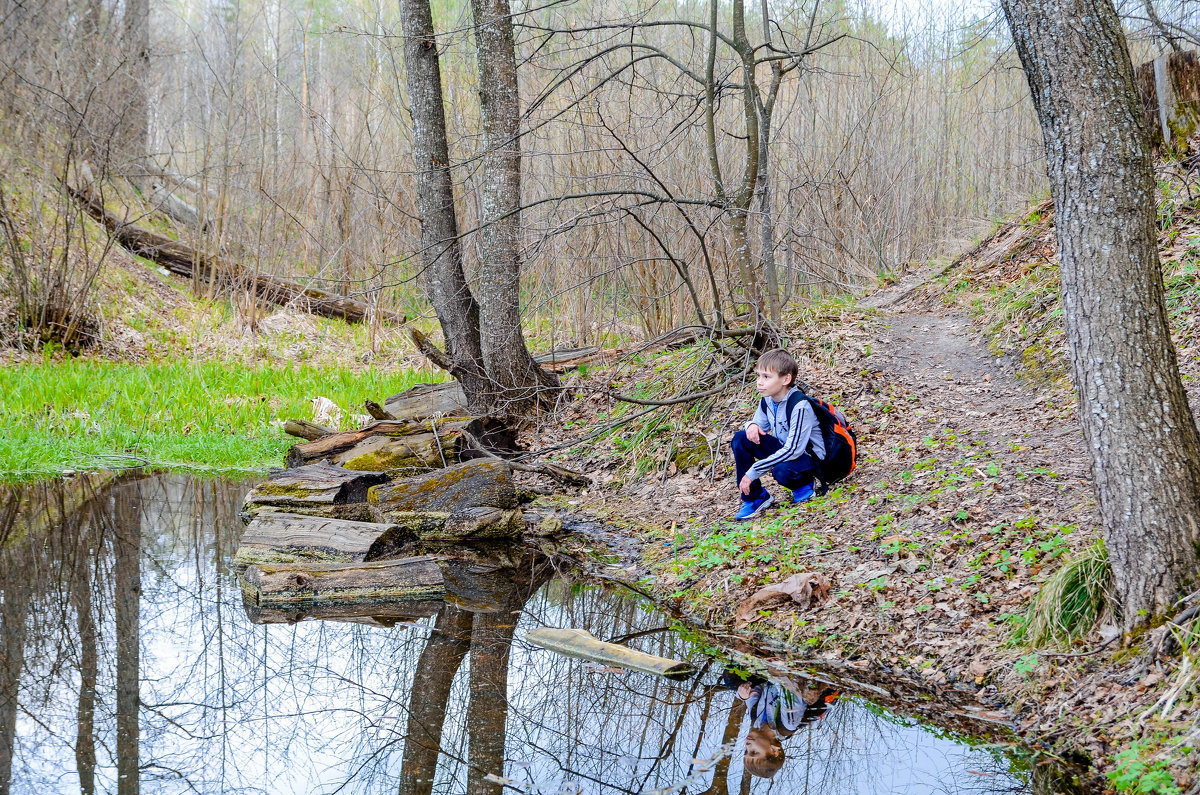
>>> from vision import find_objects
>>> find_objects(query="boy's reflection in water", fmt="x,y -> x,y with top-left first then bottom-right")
721,671 -> 839,780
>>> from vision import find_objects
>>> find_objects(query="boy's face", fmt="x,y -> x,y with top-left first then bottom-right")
756,367 -> 792,401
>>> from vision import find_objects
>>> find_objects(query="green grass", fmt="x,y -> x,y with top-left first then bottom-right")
1017,539 -> 1112,648
0,360 -> 441,479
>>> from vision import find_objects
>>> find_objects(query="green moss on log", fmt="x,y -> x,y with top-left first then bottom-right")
252,483 -> 323,499
343,449 -> 429,471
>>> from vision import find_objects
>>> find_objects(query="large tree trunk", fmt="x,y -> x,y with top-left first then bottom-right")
398,604 -> 474,795
397,0 -> 490,408
0,540 -> 30,795
113,480 -> 140,795
72,528 -> 98,795
468,0 -> 557,409
1002,0 -> 1200,634
118,0 -> 149,171
464,612 -> 515,795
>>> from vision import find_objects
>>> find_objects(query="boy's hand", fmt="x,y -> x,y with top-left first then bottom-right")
746,423 -> 763,443
739,475 -> 753,495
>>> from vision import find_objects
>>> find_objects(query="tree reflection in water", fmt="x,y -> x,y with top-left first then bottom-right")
0,474 -> 1063,795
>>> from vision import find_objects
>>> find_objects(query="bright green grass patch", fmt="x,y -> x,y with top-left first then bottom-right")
0,360 -> 442,480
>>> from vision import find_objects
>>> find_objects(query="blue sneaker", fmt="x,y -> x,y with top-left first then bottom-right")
734,492 -> 774,520
791,483 -> 815,503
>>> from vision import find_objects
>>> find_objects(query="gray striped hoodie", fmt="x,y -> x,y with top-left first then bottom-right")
745,387 -> 825,481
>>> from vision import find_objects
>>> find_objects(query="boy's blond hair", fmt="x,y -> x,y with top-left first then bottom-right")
756,349 -> 798,389
743,726 -> 786,778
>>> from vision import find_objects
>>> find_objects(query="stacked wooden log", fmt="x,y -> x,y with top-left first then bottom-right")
236,382 -> 538,610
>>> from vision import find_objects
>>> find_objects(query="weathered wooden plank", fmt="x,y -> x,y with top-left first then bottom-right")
525,628 -> 697,679
382,382 -> 469,422
240,557 -> 445,605
243,461 -> 387,508
368,459 -> 517,516
232,513 -> 416,567
243,503 -> 375,522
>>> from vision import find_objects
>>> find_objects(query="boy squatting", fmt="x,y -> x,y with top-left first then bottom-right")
730,349 -> 822,521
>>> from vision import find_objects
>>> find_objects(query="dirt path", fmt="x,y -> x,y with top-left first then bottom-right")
868,304 -> 1093,486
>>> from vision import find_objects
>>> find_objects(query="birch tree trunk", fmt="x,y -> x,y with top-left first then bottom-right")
468,0 -> 557,409
398,0 -> 490,408
1002,0 -> 1200,634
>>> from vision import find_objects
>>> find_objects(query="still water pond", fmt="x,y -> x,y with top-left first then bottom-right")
0,474 -> 1066,794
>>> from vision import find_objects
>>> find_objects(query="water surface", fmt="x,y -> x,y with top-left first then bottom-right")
0,473 -> 1069,794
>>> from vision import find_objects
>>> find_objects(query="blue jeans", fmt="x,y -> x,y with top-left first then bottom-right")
731,430 -> 816,502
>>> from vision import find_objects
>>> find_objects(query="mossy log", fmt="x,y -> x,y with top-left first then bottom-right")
243,462 -> 388,517
368,459 -> 517,515
373,507 -> 524,542
240,556 -> 445,606
525,628 -> 697,679
382,382 -> 469,422
232,513 -> 416,568
285,417 -> 515,471
242,599 -> 442,627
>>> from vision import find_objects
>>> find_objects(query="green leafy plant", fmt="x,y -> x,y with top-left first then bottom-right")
1108,742 -> 1181,795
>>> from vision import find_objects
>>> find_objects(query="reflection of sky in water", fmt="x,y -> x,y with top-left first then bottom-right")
5,475 -> 1035,794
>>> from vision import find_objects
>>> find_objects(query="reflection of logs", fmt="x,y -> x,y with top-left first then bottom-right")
525,628 -> 696,679
240,556 -> 445,605
232,512 -> 416,567
284,417 -> 515,472
242,600 -> 442,628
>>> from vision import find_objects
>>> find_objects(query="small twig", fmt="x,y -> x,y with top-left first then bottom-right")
462,432 -> 591,487
430,415 -> 448,468
1039,637 -> 1118,659
602,381 -> 733,407
605,626 -> 673,645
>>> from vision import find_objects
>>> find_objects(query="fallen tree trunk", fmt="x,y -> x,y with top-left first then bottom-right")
368,459 -> 517,514
525,628 -> 696,679
67,184 -> 405,325
285,417 -> 515,471
232,512 -> 416,568
240,556 -> 445,606
242,462 -> 387,520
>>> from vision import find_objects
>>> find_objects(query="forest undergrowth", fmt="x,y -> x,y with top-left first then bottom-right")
534,166 -> 1200,793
